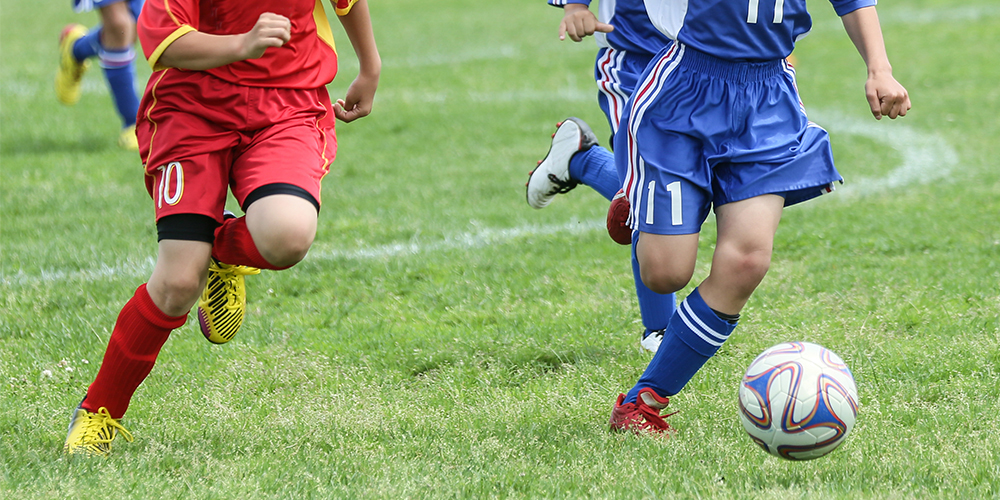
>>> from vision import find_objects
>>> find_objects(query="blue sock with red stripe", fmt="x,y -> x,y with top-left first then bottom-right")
99,45 -> 139,128
625,287 -> 737,402
72,26 -> 102,61
568,145 -> 618,201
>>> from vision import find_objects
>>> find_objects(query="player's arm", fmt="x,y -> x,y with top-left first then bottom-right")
558,2 -> 613,42
156,13 -> 291,70
840,6 -> 911,120
333,0 -> 381,122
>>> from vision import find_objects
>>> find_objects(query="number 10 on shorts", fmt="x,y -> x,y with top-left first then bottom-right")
645,180 -> 683,226
156,161 -> 185,209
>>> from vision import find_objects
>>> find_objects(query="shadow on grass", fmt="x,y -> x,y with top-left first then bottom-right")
407,344 -> 611,383
1,134 -> 116,156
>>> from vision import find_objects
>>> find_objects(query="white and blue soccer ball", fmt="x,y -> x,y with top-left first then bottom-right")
738,341 -> 859,461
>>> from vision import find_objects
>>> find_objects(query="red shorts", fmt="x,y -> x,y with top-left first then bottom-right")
137,71 -> 337,223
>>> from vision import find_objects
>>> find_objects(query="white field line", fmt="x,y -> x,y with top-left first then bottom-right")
0,79 -> 596,104
813,3 -> 1000,32
368,87 -> 595,105
1,115 -> 957,287
306,219 -> 604,261
352,5 -> 1000,68
387,45 -> 521,69
810,109 -> 959,198
881,4 -> 1000,25
1,220 -> 604,287
6,3 -> 995,100
1,78 -> 105,99
2,256 -> 157,287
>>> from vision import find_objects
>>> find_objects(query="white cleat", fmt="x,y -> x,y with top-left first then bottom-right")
525,117 -> 598,209
640,329 -> 664,353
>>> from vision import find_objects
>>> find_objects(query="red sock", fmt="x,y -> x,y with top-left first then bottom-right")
83,284 -> 186,418
212,216 -> 288,270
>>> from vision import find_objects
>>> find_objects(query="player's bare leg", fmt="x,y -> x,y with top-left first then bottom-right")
632,194 -> 783,314
196,194 -> 316,344
65,239 -> 208,456
98,2 -> 141,150
244,194 -> 318,268
98,2 -> 136,50
634,232 -> 699,297
612,197 -> 781,435
698,194 -> 783,315
147,240 -> 213,316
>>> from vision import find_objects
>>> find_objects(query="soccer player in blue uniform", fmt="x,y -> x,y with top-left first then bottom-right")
607,0 -> 910,434
526,0 -> 677,353
55,0 -> 145,151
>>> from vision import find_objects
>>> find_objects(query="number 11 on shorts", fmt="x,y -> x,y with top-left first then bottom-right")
645,180 -> 683,226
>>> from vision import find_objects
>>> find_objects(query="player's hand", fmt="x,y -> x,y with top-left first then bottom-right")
559,4 -> 613,42
334,72 -> 379,123
865,71 -> 911,120
240,13 -> 291,60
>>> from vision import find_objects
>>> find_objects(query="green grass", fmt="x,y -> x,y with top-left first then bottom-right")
3,0 -> 1000,497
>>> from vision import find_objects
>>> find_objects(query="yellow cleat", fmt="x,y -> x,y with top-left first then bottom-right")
55,24 -> 90,106
118,124 -> 139,151
64,406 -> 133,457
198,259 -> 260,344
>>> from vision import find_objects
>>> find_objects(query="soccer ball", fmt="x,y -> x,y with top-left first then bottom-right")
737,341 -> 859,460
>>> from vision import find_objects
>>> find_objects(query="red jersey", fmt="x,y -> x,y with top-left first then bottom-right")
137,0 -> 359,89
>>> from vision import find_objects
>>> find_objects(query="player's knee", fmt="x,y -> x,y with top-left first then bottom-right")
244,191 -> 319,268
263,242 -> 312,268
640,266 -> 692,295
725,249 -> 772,287
256,226 -> 315,268
100,11 -> 136,48
152,274 -> 204,315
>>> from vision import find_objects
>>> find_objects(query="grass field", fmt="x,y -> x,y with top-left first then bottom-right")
3,0 -> 1000,498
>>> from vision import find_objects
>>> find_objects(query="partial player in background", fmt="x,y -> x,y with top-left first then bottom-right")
607,0 -> 909,434
526,0 -> 677,353
63,0 -> 381,456
56,0 -> 145,151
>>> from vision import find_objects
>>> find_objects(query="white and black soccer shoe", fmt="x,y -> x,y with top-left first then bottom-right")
525,117 -> 599,209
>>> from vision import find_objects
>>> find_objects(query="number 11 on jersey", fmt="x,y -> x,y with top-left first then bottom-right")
747,0 -> 785,24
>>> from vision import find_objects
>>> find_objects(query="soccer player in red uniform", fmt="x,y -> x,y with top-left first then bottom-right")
63,0 -> 380,456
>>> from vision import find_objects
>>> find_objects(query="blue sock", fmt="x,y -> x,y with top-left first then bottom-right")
633,231 -> 675,337
99,46 -> 139,128
72,27 -> 102,62
626,287 -> 737,402
568,145 -> 618,201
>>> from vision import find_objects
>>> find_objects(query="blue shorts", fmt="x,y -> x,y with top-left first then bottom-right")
73,0 -> 143,17
614,42 -> 842,235
594,47 -> 654,136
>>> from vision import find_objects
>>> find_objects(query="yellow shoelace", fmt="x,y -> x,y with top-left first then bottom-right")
78,407 -> 134,446
213,264 -> 260,311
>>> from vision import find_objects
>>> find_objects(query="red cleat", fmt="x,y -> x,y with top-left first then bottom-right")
609,388 -> 675,435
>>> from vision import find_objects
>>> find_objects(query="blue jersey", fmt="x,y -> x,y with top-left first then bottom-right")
645,0 -> 875,61
548,0 -> 671,57
74,0 -> 144,15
